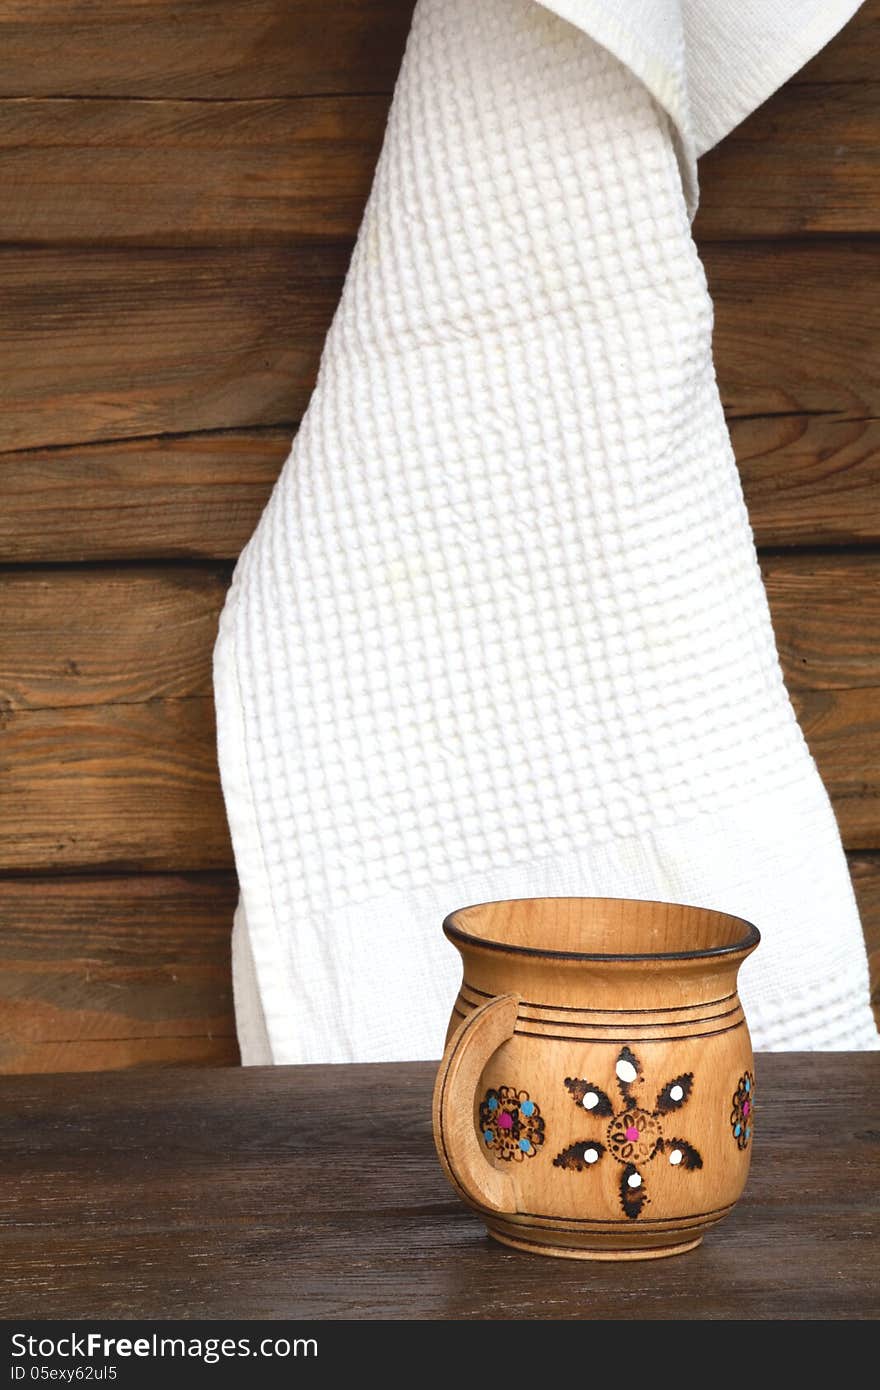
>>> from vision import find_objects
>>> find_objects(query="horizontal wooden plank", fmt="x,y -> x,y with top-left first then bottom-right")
1,855 -> 874,1075
0,873 -> 238,1073
0,872 -> 236,965
0,858 -> 872,1077
0,96 -> 387,247
705,242 -> 878,420
0,699 -> 230,871
0,557 -> 877,871
2,557 -> 877,709
0,566 -> 226,708
0,430 -> 289,561
3,412 -> 879,563
792,687 -> 880,850
1,1035 -> 238,1074
0,241 -> 875,455
0,245 -> 347,453
760,554 -> 880,692
1,81 -> 875,248
733,413 -> 880,549
0,1 -> 414,99
0,0 -> 872,100
695,82 -> 879,238
766,555 -> 880,852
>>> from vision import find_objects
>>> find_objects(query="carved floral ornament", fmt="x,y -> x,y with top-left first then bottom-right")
552,1046 -> 703,1219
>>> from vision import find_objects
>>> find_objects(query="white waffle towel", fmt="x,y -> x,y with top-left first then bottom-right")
214,0 -> 877,1062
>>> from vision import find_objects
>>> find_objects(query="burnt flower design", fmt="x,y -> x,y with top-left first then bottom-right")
553,1046 -> 703,1219
479,1086 -> 545,1161
730,1071 -> 755,1149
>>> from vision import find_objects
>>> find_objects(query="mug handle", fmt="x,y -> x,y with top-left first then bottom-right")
432,992 -> 520,1214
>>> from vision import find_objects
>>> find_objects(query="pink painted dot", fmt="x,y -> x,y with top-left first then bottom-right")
742,1100 -> 750,1116
498,1112 -> 513,1130
625,1125 -> 640,1143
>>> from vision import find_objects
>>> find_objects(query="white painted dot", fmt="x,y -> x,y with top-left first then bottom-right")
669,1084 -> 684,1102
627,1172 -> 642,1189
582,1091 -> 599,1110
668,1149 -> 683,1166
583,1147 -> 600,1165
616,1059 -> 637,1084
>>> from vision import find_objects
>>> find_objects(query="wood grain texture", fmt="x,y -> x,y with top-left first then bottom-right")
1,82 -> 876,248
0,554 -> 866,713
704,242 -> 878,421
764,558 -> 880,851
0,873 -> 238,1073
733,413 -> 880,548
0,0 -> 872,98
0,429 -> 291,561
0,558 -> 877,872
0,0 -> 414,99
0,567 -> 230,868
0,565 -> 225,708
0,699 -> 229,872
0,565 -> 215,871
761,554 -> 880,691
694,82 -> 879,238
0,96 -> 388,247
791,688 -> 880,850
1,242 -> 875,455
0,1034 -> 237,1075
0,1056 -> 876,1318
0,245 -> 347,453
0,861 -> 874,1078
3,414 -> 879,563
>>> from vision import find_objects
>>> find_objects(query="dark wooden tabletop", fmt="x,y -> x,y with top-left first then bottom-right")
0,1054 -> 877,1321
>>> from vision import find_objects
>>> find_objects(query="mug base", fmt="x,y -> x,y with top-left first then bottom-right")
486,1226 -> 703,1261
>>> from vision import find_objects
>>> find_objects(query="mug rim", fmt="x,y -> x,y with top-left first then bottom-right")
443,895 -> 760,962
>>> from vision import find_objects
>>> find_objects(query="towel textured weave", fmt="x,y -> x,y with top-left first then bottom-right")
214,0 -> 877,1062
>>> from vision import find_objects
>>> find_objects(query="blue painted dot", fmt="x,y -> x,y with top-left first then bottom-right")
487,1096 -> 498,1110
521,1100 -> 535,1117
519,1139 -> 531,1153
483,1130 -> 494,1144
745,1078 -> 751,1093
745,1127 -> 751,1140
734,1123 -> 742,1137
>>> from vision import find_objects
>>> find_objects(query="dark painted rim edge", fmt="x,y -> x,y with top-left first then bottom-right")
443,895 -> 761,962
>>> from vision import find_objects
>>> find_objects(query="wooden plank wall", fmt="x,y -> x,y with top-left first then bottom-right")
0,1 -> 878,1072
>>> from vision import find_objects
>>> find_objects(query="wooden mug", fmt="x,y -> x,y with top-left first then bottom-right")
433,897 -> 759,1260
